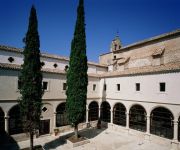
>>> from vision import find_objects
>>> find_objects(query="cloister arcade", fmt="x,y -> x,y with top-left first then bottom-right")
0,101 -> 179,143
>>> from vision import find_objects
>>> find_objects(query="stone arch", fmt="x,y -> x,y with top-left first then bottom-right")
8,105 -> 23,135
149,105 -> 174,119
113,103 -> 126,126
129,104 -> 147,132
100,101 -> 111,122
56,102 -> 69,127
150,107 -> 174,139
0,107 -> 5,133
88,101 -> 99,121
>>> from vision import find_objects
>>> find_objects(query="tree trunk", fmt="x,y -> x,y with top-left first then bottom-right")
30,131 -> 34,150
74,124 -> 78,139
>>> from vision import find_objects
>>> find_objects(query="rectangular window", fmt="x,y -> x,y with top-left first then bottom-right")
43,81 -> 48,90
104,84 -> 106,91
117,84 -> 120,91
136,83 -> 140,91
63,83 -> 67,90
160,82 -> 166,92
18,80 -> 22,90
93,84 -> 96,91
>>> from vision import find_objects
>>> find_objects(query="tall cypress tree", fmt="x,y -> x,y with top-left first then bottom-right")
66,0 -> 88,139
18,5 -> 43,150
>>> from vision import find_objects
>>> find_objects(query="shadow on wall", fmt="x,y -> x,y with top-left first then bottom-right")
43,127 -> 107,149
0,131 -> 20,150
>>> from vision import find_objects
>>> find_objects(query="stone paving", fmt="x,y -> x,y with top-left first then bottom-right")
18,128 -> 172,150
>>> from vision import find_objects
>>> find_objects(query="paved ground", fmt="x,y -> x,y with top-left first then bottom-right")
16,128 -> 173,150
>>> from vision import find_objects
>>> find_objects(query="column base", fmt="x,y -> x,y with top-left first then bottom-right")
171,140 -> 179,150
144,133 -> 151,141
125,127 -> 129,134
86,122 -> 90,128
108,123 -> 113,129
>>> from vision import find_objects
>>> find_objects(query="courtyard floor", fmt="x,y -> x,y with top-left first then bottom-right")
16,127 -> 173,150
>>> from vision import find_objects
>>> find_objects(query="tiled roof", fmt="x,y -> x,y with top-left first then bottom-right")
1,62 -> 180,78
101,62 -> 180,78
0,63 -> 100,78
0,45 -> 107,68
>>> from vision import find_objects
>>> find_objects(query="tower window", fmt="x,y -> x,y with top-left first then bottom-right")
160,82 -> 166,92
8,57 -> 14,63
114,55 -> 116,59
114,44 -> 117,50
136,83 -> 140,91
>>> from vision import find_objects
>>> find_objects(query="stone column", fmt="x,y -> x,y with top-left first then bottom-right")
98,106 -> 101,119
110,109 -> 113,124
171,120 -> 179,150
53,112 -> 56,129
4,113 -> 9,133
86,109 -> 89,124
145,115 -> 151,140
126,112 -> 129,130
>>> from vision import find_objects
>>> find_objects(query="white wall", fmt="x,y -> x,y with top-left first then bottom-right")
101,72 -> 180,105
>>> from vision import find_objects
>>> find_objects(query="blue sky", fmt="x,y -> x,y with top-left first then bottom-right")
0,0 -> 180,62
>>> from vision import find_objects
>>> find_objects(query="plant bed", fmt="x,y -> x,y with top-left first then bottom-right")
67,135 -> 90,147
21,145 -> 44,150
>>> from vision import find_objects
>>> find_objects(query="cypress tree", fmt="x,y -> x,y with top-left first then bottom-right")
18,5 -> 43,150
66,0 -> 88,139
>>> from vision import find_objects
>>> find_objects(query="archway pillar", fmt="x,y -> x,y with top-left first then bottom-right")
53,112 -> 56,129
86,108 -> 89,124
98,106 -> 101,119
126,112 -> 129,131
171,120 -> 179,150
145,115 -> 151,140
110,108 -> 113,124
4,112 -> 9,134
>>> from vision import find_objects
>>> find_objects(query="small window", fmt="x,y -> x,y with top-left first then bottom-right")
41,62 -> 45,67
136,83 -> 140,91
114,55 -> 116,59
43,81 -> 48,90
93,84 -> 96,91
117,84 -> 120,91
114,44 -> 117,50
53,63 -> 58,68
63,83 -> 67,90
64,65 -> 69,71
104,84 -> 106,91
42,107 -> 47,112
160,82 -> 166,92
18,80 -> 22,90
8,57 -> 14,63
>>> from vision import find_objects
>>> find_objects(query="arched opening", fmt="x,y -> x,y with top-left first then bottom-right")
150,107 -> 173,139
0,107 -> 5,133
9,105 -> 23,135
129,104 -> 146,132
88,101 -> 99,121
56,103 -> 69,127
113,103 -> 126,126
100,101 -> 111,122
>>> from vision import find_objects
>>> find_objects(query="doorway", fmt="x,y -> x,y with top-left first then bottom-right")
39,119 -> 50,135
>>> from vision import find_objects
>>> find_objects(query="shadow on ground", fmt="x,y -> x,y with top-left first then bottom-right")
43,127 -> 107,149
0,131 -> 20,150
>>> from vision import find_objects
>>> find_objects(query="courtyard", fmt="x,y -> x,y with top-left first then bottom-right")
15,127 -> 172,150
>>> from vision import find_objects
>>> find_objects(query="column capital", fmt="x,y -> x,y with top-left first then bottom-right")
173,120 -> 178,125
146,115 -> 150,118
4,115 -> 9,119
86,109 -> 89,111
126,112 -> 129,115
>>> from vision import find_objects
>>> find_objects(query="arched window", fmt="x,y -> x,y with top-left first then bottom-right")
113,103 -> 126,126
129,104 -> 146,132
9,105 -> 23,135
0,108 -> 5,133
100,101 -> 111,122
150,107 -> 173,139
56,103 -> 69,127
88,101 -> 99,121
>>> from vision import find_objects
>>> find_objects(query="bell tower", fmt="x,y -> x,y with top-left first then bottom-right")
110,34 -> 122,52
